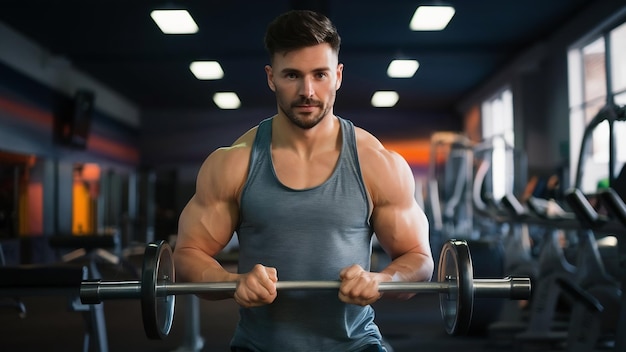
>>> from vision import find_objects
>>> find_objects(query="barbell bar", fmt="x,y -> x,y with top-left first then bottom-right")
80,240 -> 532,339
83,278 -> 529,298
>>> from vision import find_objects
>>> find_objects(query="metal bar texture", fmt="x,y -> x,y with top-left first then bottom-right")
84,276 -> 530,301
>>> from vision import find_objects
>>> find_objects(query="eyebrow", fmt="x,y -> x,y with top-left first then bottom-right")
280,67 -> 331,75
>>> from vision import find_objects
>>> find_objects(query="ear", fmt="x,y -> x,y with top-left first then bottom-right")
265,65 -> 276,92
335,63 -> 344,91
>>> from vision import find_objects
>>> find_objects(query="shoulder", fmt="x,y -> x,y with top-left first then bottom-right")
354,127 -> 415,204
204,126 -> 257,169
354,127 -> 408,172
196,126 -> 258,199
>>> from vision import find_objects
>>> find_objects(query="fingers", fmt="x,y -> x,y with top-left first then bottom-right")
234,264 -> 278,308
234,264 -> 389,308
338,264 -> 383,306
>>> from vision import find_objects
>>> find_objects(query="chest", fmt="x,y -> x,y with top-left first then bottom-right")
271,148 -> 340,190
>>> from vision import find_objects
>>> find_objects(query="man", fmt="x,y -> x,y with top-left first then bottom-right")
174,10 -> 433,352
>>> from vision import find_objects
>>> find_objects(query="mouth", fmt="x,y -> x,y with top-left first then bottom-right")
293,104 -> 319,112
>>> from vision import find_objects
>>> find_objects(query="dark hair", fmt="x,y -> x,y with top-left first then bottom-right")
264,10 -> 341,59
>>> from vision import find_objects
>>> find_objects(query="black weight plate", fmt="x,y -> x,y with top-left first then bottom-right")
466,238 -> 504,335
141,241 -> 176,339
438,239 -> 474,335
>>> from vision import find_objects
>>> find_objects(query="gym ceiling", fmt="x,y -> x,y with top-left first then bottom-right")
0,0 -> 596,117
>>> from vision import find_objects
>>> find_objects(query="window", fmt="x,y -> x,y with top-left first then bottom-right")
481,87 -> 514,201
568,20 -> 626,192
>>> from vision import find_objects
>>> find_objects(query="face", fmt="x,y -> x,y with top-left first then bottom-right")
265,43 -> 343,129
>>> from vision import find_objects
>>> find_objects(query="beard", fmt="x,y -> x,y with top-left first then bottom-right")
276,90 -> 335,130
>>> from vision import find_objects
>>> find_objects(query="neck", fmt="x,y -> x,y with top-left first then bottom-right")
272,114 -> 340,159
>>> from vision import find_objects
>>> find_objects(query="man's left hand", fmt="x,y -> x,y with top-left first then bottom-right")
338,264 -> 391,306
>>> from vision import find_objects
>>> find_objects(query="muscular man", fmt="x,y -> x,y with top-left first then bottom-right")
174,10 -> 433,352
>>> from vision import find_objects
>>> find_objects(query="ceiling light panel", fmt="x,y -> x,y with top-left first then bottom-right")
371,91 -> 399,108
410,6 -> 455,31
213,92 -> 241,109
387,59 -> 420,78
190,61 -> 224,80
151,9 -> 199,34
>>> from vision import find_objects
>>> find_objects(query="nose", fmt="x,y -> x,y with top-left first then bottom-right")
299,76 -> 314,98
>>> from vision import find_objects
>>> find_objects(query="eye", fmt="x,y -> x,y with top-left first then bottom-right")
285,72 -> 298,79
316,72 -> 328,79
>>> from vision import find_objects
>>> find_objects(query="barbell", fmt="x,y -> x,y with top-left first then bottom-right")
79,239 -> 531,339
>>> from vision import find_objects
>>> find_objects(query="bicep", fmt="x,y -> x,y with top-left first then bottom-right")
176,150 -> 243,257
177,194 -> 238,257
372,201 -> 430,259
369,153 -> 431,259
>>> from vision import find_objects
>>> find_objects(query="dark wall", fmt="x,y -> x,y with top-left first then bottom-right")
0,61 -> 140,236
0,61 -> 140,163
460,0 -> 626,189
140,106 -> 460,167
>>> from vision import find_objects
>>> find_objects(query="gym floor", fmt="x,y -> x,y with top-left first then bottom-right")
0,293 -> 503,351
0,254 -> 521,352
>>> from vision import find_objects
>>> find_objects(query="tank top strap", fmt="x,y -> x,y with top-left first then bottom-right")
248,117 -> 273,168
338,117 -> 369,213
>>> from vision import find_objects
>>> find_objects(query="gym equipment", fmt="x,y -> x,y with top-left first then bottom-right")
599,188 -> 626,352
0,264 -> 109,352
429,134 -> 523,334
426,132 -> 475,241
0,243 -> 26,318
573,104 -> 625,192
601,188 -> 626,226
469,153 -> 535,335
79,239 -> 531,339
561,188 -> 621,351
49,233 -> 139,280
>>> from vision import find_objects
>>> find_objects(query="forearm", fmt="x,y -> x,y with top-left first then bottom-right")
378,251 -> 434,300
173,246 -> 240,300
380,251 -> 434,282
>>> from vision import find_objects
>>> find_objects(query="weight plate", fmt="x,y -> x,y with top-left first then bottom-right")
438,239 -> 474,335
141,241 -> 176,339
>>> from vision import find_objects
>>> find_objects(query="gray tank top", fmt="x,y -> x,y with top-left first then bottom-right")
231,116 -> 383,351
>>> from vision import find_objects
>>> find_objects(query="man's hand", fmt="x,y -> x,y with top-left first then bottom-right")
234,264 -> 278,308
338,264 -> 391,306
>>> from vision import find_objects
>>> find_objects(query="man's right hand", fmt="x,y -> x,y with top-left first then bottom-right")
234,264 -> 278,307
